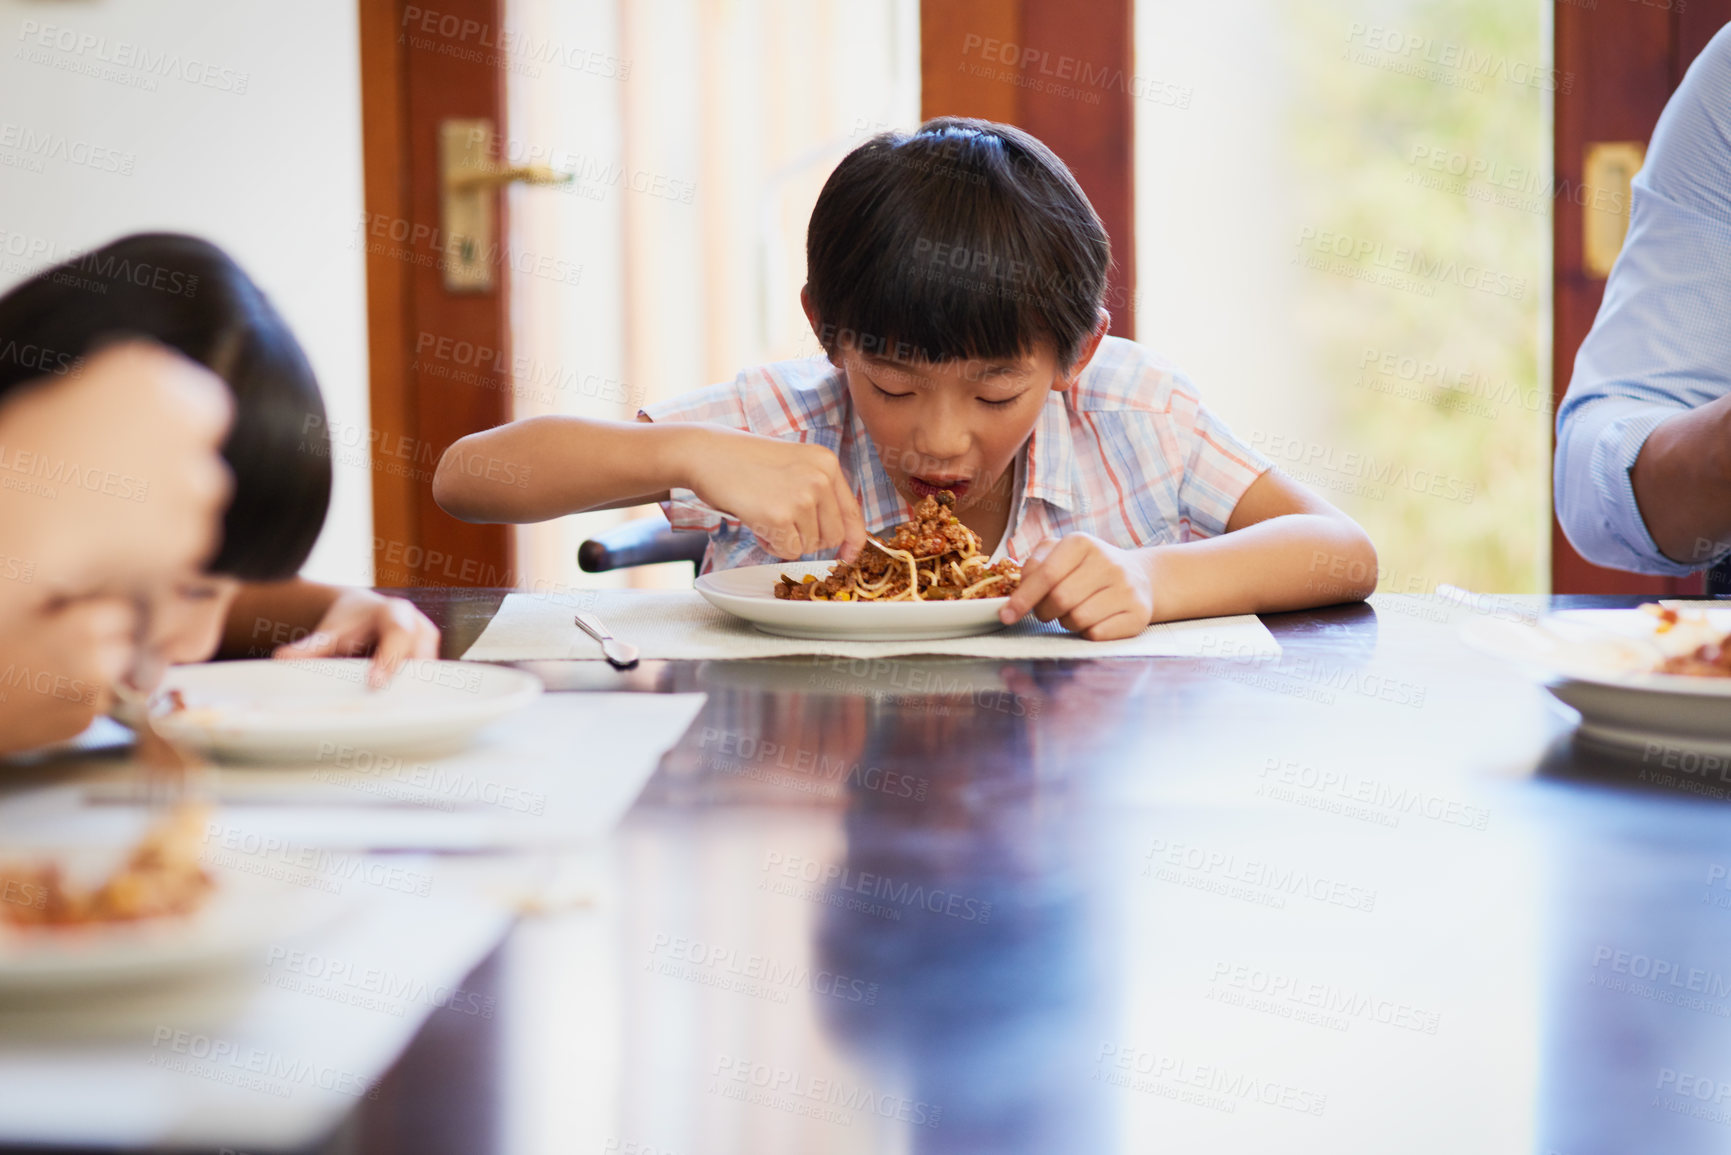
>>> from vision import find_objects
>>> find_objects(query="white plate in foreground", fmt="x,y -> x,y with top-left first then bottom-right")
1460,608 -> 1731,753
695,561 -> 1013,641
153,658 -> 543,762
0,866 -> 339,995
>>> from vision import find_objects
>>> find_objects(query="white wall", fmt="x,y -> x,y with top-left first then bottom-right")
0,1 -> 372,585
1134,0 -> 1326,452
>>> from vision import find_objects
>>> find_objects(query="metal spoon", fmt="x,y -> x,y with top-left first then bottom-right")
574,611 -> 639,670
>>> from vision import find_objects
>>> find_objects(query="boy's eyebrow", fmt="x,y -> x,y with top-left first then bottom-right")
861,354 -> 926,384
974,361 -> 1031,383
859,352 -> 1028,383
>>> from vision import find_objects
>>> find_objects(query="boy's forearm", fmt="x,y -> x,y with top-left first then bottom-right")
1140,515 -> 1378,622
433,417 -> 701,524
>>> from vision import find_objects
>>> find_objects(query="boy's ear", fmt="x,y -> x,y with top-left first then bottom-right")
800,286 -> 845,368
1052,309 -> 1111,391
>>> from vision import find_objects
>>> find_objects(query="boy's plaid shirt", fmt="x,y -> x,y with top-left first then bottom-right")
642,336 -> 1272,573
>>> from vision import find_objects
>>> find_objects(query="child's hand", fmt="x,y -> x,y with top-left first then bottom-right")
273,588 -> 441,688
0,342 -> 232,609
0,595 -> 137,756
687,428 -> 867,561
999,534 -> 1156,640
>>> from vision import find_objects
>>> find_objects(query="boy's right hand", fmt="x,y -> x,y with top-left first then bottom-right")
685,428 -> 867,560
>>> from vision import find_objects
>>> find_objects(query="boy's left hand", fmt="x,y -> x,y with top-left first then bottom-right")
999,534 -> 1155,641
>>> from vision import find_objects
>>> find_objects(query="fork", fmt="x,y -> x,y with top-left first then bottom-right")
113,598 -> 207,806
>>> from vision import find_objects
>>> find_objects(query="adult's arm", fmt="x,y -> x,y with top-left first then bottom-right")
1554,26 -> 1731,574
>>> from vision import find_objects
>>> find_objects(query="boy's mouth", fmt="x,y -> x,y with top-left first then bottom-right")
908,475 -> 971,501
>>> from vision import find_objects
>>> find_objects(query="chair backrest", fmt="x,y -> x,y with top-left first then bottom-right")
578,516 -> 708,574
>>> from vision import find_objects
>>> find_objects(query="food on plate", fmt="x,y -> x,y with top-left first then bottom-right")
0,802 -> 214,926
1641,602 -> 1731,676
160,686 -> 230,726
774,490 -> 1021,602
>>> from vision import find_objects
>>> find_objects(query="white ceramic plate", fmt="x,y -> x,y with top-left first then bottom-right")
0,865 -> 340,994
695,561 -> 1013,641
152,659 -> 543,762
1461,608 -> 1731,752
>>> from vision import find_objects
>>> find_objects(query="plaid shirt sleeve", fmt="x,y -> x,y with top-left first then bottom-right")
1169,379 -> 1272,539
640,380 -> 748,534
1070,341 -> 1274,546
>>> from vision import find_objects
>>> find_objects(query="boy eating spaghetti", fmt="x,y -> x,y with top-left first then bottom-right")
434,118 -> 1377,639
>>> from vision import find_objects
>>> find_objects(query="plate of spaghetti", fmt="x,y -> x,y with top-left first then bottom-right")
695,492 -> 1023,641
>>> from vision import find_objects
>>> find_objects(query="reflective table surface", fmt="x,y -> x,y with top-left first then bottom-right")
345,590 -> 1731,1155
24,592 -> 1731,1154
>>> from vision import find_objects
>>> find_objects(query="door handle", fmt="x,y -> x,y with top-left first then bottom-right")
439,118 -> 573,292
1582,141 -> 1644,280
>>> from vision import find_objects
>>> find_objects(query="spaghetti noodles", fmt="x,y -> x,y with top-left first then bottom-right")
0,802 -> 214,927
774,490 -> 1021,603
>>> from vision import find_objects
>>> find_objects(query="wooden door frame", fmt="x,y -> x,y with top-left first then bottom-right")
1552,6 -> 1731,594
920,0 -> 1136,340
353,0 -> 1133,593
357,0 -> 513,589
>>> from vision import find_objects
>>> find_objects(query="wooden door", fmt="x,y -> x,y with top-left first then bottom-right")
920,0 -> 1136,339
358,0 -> 512,588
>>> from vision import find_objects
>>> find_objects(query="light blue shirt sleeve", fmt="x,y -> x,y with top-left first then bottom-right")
1554,25 -> 1731,576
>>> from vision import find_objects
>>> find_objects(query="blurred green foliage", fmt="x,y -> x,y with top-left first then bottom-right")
1286,0 -> 1549,592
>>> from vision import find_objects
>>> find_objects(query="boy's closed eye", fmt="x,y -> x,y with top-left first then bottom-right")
869,379 -> 1025,407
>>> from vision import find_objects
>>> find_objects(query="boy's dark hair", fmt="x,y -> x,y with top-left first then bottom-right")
805,117 -> 1110,371
0,232 -> 331,580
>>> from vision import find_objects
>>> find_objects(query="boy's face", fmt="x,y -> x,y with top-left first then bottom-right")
802,290 -> 1107,522
836,338 -> 1076,519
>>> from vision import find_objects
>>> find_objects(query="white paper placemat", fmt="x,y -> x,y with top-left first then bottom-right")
65,692 -> 708,852
461,591 -> 1281,662
0,687 -> 688,1149
0,857 -> 522,1151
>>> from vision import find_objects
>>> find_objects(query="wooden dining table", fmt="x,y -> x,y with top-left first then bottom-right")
18,589 -> 1731,1154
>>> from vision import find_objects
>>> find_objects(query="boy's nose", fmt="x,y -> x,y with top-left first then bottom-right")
910,427 -> 970,468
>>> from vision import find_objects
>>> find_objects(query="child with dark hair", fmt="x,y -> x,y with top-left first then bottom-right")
435,118 -> 1377,639
0,234 -> 334,581
0,342 -> 232,752
0,234 -> 437,753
